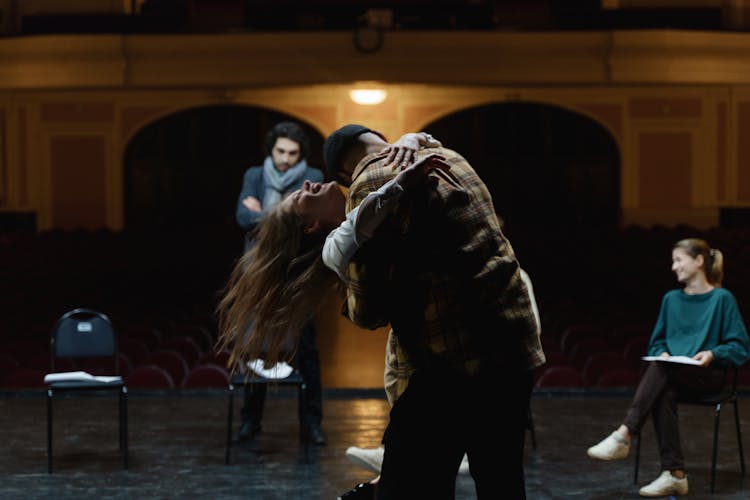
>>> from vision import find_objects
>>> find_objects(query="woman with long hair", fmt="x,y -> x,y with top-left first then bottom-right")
217,149 -> 446,373
217,180 -> 345,372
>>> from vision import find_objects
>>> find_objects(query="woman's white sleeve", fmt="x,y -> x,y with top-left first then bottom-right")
321,178 -> 404,282
353,178 -> 404,242
322,208 -> 359,283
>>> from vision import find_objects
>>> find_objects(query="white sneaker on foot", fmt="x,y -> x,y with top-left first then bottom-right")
458,453 -> 469,475
587,431 -> 630,461
345,446 -> 384,474
346,446 -> 471,476
638,470 -> 689,497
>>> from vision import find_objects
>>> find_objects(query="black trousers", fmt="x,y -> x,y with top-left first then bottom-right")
624,361 -> 726,470
240,321 -> 323,426
376,363 -> 533,500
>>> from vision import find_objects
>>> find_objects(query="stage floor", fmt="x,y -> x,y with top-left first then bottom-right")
0,388 -> 748,499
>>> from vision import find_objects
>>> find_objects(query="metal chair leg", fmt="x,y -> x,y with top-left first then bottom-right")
733,399 -> 745,476
710,403 -> 721,493
298,382 -> 309,464
634,434 -> 641,485
47,389 -> 53,474
226,384 -> 235,465
121,387 -> 128,470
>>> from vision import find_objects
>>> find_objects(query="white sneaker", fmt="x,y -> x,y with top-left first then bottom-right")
639,470 -> 689,497
587,431 -> 630,461
345,446 -> 384,474
458,453 -> 469,475
346,446 -> 470,476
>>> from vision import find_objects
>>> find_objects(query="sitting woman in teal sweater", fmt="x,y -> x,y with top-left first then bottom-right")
586,237 -> 750,498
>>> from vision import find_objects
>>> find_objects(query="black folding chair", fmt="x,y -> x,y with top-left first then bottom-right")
46,308 -> 128,473
633,368 -> 745,493
225,368 -> 309,464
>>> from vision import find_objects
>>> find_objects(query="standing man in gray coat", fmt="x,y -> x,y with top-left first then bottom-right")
234,121 -> 327,445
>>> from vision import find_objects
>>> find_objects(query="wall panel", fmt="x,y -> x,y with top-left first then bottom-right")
50,135 -> 107,229
638,131 -> 692,209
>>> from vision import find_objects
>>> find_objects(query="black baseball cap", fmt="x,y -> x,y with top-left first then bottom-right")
323,124 -> 372,184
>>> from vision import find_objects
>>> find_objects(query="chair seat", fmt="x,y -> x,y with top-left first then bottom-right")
48,380 -> 124,390
682,387 -> 735,405
230,370 -> 305,386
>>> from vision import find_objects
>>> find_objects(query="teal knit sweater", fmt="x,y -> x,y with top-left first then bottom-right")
647,288 -> 750,368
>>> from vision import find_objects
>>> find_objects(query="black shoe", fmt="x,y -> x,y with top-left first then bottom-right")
307,423 -> 327,446
337,482 -> 375,500
238,420 -> 261,442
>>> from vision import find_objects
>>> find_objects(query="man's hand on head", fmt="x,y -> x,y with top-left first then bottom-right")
380,133 -> 422,169
394,154 -> 450,190
380,132 -> 441,169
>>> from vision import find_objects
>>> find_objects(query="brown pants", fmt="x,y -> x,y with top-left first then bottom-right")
623,361 -> 727,470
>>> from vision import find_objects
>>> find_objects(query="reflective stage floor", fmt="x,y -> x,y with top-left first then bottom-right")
0,388 -> 748,499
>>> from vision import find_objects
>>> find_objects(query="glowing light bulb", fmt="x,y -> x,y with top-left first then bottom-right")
349,88 -> 387,105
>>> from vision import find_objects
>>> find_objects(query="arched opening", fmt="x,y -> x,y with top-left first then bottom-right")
121,105 -> 325,316
124,105 -> 324,233
424,102 -> 621,329
425,101 -> 620,239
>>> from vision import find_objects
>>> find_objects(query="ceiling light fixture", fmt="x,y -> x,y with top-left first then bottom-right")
349,88 -> 387,105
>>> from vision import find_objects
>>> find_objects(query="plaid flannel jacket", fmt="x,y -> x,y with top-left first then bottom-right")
343,147 -> 546,379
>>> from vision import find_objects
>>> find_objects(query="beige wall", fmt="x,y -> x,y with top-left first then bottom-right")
2,30 -> 750,231
2,83 -> 748,231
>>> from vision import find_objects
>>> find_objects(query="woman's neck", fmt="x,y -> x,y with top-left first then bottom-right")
683,277 -> 714,295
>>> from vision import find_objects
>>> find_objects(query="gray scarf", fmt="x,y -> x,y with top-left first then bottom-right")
261,156 -> 309,211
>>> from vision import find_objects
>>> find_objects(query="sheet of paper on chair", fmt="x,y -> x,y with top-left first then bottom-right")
641,355 -> 702,366
44,371 -> 122,383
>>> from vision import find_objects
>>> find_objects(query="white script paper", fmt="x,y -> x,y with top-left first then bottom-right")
641,355 -> 702,366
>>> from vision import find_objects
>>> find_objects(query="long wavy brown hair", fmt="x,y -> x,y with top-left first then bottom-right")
216,202 -> 342,373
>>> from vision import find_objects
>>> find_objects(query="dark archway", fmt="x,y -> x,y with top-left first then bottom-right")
425,102 -> 620,240
425,102 -> 621,328
122,106 -> 325,315
124,105 -> 324,233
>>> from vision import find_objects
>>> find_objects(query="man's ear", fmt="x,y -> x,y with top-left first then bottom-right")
303,219 -> 321,234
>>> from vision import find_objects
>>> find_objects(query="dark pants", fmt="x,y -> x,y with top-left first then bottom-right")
376,364 -> 533,500
241,321 -> 322,426
623,361 -> 727,470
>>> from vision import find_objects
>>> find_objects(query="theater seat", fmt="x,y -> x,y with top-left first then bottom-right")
126,365 -> 175,389
534,365 -> 587,388
595,368 -> 640,388
182,363 -> 230,389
